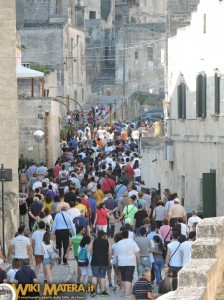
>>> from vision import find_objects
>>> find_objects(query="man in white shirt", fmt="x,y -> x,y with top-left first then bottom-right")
188,210 -> 202,231
180,231 -> 196,267
7,227 -> 32,263
32,177 -> 42,191
116,230 -> 140,297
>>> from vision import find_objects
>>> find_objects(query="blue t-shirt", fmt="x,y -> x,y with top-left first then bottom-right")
45,190 -> 56,200
87,197 -> 96,213
69,140 -> 77,148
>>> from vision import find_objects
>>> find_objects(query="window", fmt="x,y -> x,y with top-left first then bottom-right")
56,0 -> 62,15
196,72 -> 207,118
89,11 -> 96,19
203,14 -> 206,33
147,47 -> 153,61
214,71 -> 220,114
177,83 -> 186,119
135,51 -> 138,60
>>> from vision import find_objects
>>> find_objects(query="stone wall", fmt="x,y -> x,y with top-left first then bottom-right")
167,0 -> 200,37
18,78 -> 42,97
0,0 -> 19,250
18,97 -> 60,167
158,217 -> 224,300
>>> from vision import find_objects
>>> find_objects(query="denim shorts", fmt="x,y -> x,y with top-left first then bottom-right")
43,257 -> 55,266
91,266 -> 107,278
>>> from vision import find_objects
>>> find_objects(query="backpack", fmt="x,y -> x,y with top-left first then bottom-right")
20,170 -> 28,184
78,246 -> 89,266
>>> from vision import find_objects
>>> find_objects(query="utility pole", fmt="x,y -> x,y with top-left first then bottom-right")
122,21 -> 126,97
110,103 -> 112,127
76,35 -> 80,111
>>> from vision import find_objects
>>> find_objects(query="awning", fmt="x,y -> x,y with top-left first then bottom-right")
16,65 -> 44,79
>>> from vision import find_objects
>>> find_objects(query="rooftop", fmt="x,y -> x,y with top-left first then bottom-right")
126,22 -> 166,33
22,21 -> 65,29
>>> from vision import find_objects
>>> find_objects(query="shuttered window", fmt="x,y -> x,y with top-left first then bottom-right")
196,72 -> 207,118
214,72 -> 220,114
177,83 -> 186,119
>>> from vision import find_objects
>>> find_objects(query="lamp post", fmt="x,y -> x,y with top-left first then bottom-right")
33,130 -> 45,163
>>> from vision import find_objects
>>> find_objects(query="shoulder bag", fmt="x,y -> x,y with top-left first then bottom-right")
61,212 -> 73,237
168,242 -> 181,267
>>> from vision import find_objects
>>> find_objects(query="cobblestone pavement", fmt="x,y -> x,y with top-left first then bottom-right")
11,221 -> 159,299
34,243 -> 159,300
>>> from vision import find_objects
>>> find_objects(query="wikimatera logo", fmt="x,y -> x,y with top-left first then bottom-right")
0,283 -> 16,299
0,283 -> 94,299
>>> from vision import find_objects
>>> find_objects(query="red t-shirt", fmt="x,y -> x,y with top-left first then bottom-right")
96,208 -> 108,225
81,198 -> 91,217
123,164 -> 135,177
54,165 -> 61,178
101,178 -> 115,193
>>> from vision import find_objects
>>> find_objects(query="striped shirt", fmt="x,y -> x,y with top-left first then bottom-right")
132,278 -> 152,300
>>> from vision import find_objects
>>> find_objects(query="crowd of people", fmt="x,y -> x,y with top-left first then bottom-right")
0,122 -> 202,300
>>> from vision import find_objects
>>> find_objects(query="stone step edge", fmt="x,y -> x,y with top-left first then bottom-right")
178,259 -> 218,288
157,287 -> 206,300
191,238 -> 223,259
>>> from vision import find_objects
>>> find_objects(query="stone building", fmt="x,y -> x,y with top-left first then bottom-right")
16,32 -> 61,167
74,0 -> 116,89
115,22 -> 165,96
16,0 -> 88,107
141,0 -> 224,217
0,0 -> 19,252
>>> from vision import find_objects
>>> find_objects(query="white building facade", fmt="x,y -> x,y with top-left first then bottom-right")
141,0 -> 224,216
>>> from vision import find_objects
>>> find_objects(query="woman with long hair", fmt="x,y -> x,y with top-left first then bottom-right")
41,232 -> 56,284
43,194 -> 53,214
151,235 -> 165,286
78,235 -> 92,287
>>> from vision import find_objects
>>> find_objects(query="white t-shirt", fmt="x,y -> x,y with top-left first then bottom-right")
41,241 -> 53,258
108,133 -> 114,140
50,182 -> 58,193
7,268 -> 19,283
131,130 -> 139,140
87,182 -> 97,193
128,231 -> 134,240
67,207 -> 81,220
116,238 -> 140,267
168,241 -> 182,267
179,241 -> 192,266
11,235 -> 31,259
180,223 -> 188,237
188,216 -> 201,230
134,168 -> 141,177
32,230 -> 46,255
44,215 -> 53,224
32,181 -> 42,191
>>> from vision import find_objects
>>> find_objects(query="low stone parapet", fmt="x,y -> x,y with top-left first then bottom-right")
158,217 -> 224,300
